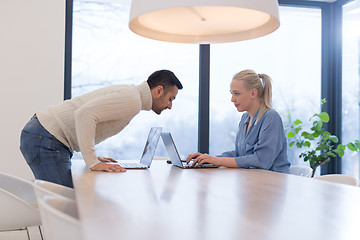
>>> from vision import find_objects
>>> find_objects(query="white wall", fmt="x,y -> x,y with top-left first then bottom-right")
0,0 -> 65,180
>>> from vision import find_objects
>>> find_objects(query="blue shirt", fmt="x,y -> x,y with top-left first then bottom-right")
218,109 -> 290,173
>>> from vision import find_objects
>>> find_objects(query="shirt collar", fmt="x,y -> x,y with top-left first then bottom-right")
244,107 -> 261,125
137,81 -> 152,111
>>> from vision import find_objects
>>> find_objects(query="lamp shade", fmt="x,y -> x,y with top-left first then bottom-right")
129,0 -> 280,44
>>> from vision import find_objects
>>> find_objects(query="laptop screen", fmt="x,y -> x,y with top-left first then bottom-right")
139,127 -> 162,167
160,132 -> 183,167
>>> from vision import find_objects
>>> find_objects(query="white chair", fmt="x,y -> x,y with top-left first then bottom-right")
32,179 -> 76,200
313,174 -> 360,186
0,172 -> 42,239
37,195 -> 82,240
289,165 -> 313,178
33,179 -> 79,222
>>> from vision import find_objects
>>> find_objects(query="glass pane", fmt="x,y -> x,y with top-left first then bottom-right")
72,1 -> 198,160
209,6 -> 321,169
342,0 -> 360,177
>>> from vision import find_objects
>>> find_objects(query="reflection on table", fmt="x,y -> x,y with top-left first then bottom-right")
71,160 -> 360,240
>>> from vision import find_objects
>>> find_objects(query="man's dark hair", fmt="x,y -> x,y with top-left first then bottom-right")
147,70 -> 183,90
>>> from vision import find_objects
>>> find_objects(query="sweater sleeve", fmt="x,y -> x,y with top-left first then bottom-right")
74,90 -> 142,169
234,112 -> 286,170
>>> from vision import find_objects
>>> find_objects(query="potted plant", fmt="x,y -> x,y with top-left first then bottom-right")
285,99 -> 360,177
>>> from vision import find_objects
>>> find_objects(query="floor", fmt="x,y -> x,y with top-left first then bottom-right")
0,227 -> 42,240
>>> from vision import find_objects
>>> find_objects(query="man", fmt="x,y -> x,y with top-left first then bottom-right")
20,70 -> 183,187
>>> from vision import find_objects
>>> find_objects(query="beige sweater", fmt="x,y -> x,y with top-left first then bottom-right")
36,81 -> 152,169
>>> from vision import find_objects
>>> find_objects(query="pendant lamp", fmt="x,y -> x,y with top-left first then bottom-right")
129,0 -> 280,44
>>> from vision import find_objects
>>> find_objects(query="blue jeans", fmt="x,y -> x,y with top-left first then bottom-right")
20,116 -> 74,188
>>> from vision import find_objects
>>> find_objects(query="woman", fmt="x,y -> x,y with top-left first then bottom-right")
186,69 -> 290,173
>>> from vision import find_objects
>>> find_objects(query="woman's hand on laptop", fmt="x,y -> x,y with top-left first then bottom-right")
186,152 -> 202,163
187,153 -> 239,168
186,152 -> 218,166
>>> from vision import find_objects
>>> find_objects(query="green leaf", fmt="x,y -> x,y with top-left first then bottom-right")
302,132 -> 311,139
294,119 -> 302,125
315,121 -> 323,130
334,148 -> 345,157
329,135 -> 338,143
307,134 -> 315,140
304,141 -> 311,147
295,126 -> 302,134
337,144 -> 346,151
322,132 -> 330,140
347,143 -> 357,152
321,98 -> 327,105
311,121 -> 319,131
287,132 -> 295,138
296,142 -> 303,148
324,131 -> 331,136
313,131 -> 321,138
319,112 -> 329,123
289,142 -> 295,147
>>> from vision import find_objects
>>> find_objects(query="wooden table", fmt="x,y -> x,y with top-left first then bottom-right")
71,160 -> 360,240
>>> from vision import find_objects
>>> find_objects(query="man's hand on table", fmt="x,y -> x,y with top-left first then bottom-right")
90,157 -> 127,173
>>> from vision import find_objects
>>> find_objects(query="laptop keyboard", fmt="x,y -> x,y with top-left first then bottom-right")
118,162 -> 147,168
183,162 -> 210,168
181,161 -> 219,168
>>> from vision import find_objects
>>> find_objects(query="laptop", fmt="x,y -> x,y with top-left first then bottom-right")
117,127 -> 162,169
161,132 -> 219,169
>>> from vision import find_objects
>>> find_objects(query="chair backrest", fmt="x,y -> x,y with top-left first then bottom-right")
0,172 -> 37,204
289,165 -> 313,178
0,188 -> 41,230
33,179 -> 76,200
0,172 -> 41,230
313,174 -> 360,186
38,195 -> 82,240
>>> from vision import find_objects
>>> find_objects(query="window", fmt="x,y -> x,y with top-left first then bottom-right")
72,0 -> 198,160
72,2 -> 323,166
209,6 -> 322,167
342,0 -> 360,177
